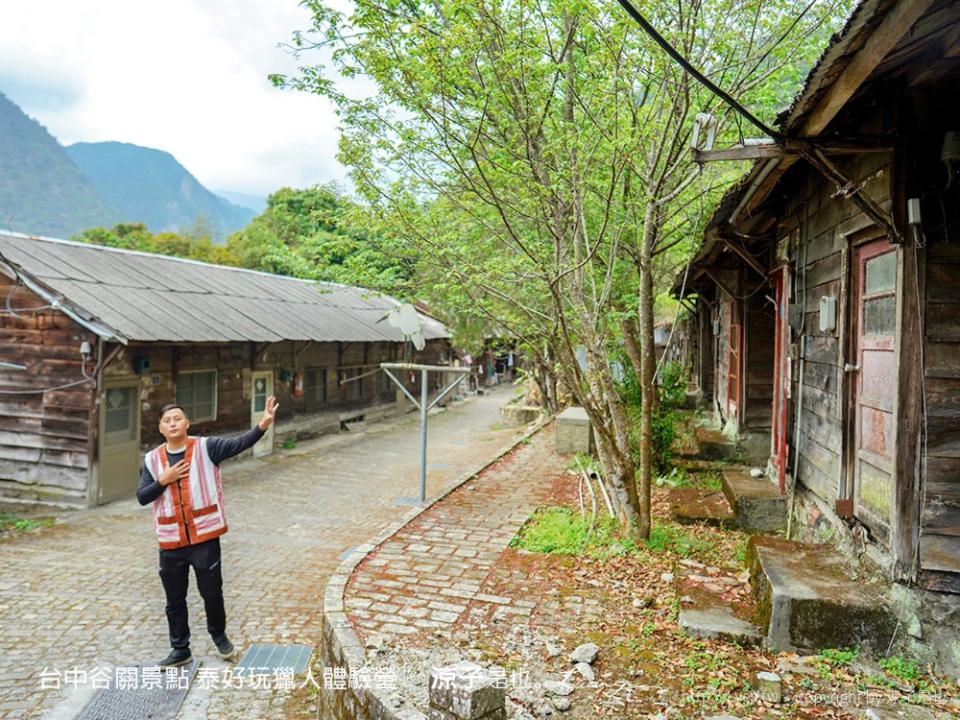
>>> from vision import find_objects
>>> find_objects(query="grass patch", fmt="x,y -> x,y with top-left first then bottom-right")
655,467 -> 723,492
655,467 -> 696,489
0,512 -> 55,534
879,656 -> 919,682
819,647 -> 858,666
815,647 -> 859,680
511,506 -> 637,558
644,524 -> 714,558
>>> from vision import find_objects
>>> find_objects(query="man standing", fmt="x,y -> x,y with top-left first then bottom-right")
136,396 -> 278,667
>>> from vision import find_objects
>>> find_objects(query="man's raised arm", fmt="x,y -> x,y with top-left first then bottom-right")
206,396 -> 278,466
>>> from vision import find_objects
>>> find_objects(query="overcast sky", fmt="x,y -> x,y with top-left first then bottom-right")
0,1 -> 357,197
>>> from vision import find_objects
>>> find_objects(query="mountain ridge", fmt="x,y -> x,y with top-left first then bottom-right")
0,91 -> 118,237
66,141 -> 255,241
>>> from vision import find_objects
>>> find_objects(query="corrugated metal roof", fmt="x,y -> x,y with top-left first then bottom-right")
0,231 -> 450,344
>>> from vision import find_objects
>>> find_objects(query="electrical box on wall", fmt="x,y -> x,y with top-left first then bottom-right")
819,296 -> 837,333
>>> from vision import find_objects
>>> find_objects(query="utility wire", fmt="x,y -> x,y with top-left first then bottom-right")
615,0 -> 783,142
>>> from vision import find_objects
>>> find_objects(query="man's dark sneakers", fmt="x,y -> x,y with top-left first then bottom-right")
213,634 -> 236,659
158,647 -> 192,667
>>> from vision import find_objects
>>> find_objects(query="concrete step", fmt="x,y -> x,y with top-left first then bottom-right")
692,426 -> 740,461
674,563 -> 762,647
721,470 -> 786,533
668,488 -> 735,528
747,537 -> 895,654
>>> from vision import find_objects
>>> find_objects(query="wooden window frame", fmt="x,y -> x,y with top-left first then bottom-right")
176,369 -> 218,423
305,367 -> 328,407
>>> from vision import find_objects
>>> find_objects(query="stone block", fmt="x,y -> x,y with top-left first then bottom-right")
428,661 -> 505,720
748,537 -> 895,653
555,407 -> 592,454
722,470 -> 786,533
756,671 -> 782,703
499,402 -> 541,428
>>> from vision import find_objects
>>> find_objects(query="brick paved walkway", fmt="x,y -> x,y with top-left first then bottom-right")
0,387 -> 521,720
345,424 -> 566,643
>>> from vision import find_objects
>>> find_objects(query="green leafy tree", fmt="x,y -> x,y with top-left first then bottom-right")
274,0 -> 849,539
72,222 -> 240,266
225,185 -> 415,292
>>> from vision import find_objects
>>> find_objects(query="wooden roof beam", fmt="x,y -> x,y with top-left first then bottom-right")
802,0 -> 936,136
720,237 -> 768,279
694,138 -> 893,163
701,268 -> 738,301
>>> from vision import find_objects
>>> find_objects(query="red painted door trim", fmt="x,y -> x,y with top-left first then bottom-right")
770,266 -> 790,493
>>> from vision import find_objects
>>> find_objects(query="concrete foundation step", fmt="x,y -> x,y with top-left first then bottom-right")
721,470 -> 786,533
748,537 -> 895,654
668,488 -> 735,528
674,563 -> 762,647
692,426 -> 740,461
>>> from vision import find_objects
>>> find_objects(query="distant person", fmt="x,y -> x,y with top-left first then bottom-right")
136,397 -> 278,667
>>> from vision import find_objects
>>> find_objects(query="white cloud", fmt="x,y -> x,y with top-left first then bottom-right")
0,0 -> 359,196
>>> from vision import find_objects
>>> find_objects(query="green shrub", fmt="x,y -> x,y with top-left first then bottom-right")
659,361 -> 688,408
651,407 -> 678,473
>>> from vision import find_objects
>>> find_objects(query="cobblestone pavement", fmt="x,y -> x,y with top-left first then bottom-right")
0,387 -> 521,720
344,424 -> 566,643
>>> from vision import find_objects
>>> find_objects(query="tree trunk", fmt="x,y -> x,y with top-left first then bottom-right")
622,316 -> 643,394
636,200 -> 658,540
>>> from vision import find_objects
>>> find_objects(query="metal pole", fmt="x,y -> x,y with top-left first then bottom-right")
419,368 -> 428,503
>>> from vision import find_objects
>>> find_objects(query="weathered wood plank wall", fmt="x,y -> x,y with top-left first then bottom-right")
103,338 -> 449,451
782,150 -> 893,509
0,275 -> 96,504
921,241 -> 960,573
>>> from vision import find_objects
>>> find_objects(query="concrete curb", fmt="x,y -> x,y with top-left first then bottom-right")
318,412 -> 552,720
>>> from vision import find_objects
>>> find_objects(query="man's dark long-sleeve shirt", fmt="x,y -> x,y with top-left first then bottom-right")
136,426 -> 265,506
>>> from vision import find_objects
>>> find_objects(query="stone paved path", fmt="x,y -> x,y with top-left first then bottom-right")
345,424 -> 566,643
0,387 -> 520,720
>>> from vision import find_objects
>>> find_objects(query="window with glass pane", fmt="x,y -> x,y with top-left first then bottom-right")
341,368 -> 363,401
864,296 -> 896,335
253,376 -> 267,413
176,370 -> 217,422
104,386 -> 136,445
305,368 -> 327,406
865,252 -> 896,295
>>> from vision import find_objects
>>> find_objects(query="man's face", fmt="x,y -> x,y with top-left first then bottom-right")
159,408 -> 190,443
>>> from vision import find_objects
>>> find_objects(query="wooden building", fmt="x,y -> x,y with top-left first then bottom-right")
0,232 -> 451,508
678,0 -> 960,590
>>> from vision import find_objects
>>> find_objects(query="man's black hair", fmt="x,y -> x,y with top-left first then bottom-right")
159,404 -> 188,419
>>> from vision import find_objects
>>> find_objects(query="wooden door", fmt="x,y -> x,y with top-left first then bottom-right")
770,267 -> 790,492
726,299 -> 742,423
97,380 -> 141,504
251,371 -> 274,458
850,240 -> 897,537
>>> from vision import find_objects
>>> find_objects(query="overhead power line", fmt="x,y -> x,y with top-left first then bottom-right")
615,0 -> 783,142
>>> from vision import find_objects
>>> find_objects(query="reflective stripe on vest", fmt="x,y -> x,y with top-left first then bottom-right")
145,437 -> 228,550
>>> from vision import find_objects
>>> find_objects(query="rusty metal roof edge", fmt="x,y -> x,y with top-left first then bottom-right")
0,230 -> 452,343
0,256 -> 127,343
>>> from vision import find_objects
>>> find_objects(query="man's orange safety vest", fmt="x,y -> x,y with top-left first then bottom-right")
144,437 -> 228,550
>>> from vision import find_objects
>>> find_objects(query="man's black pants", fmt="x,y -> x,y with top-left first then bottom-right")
158,537 -> 226,650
